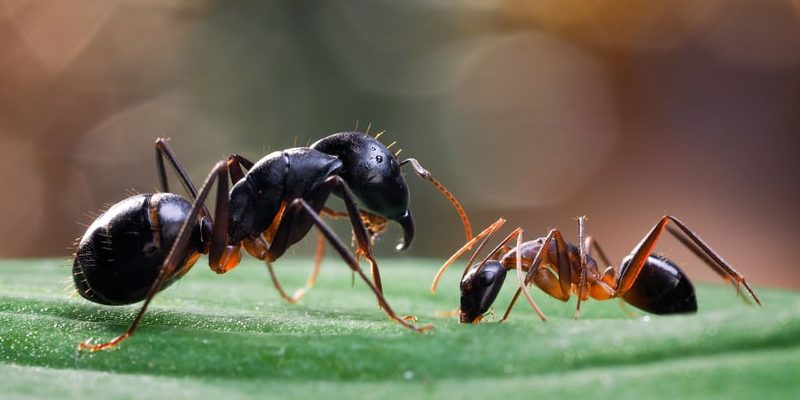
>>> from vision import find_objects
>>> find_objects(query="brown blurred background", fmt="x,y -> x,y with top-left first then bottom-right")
1,1 -> 798,288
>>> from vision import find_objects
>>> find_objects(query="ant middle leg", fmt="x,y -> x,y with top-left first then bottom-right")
263,229 -> 325,304
499,229 -> 547,322
502,228 -> 572,322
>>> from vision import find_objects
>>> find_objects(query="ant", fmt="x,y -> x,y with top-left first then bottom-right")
72,131 -> 472,351
431,216 -> 761,323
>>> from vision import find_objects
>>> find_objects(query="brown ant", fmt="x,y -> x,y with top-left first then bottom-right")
72,132 -> 472,351
431,216 -> 761,323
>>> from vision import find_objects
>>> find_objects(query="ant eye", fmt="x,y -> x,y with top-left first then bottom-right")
480,271 -> 496,286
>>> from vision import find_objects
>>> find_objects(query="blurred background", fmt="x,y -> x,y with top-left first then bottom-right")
1,0 -> 798,288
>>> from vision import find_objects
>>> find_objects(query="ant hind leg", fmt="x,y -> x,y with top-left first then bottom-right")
78,161 -> 229,352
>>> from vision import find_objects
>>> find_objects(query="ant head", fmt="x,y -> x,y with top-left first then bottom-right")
311,132 -> 414,250
459,260 -> 507,323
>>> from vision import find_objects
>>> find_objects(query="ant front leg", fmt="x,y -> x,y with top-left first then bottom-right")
499,229 -> 548,322
78,161 -> 229,352
502,229 -> 572,322
292,199 -> 431,333
265,176 -> 385,304
325,176 -> 384,294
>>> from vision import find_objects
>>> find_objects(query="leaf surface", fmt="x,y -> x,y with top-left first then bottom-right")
1,259 -> 798,399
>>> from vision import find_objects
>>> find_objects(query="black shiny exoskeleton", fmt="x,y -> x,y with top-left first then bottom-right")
73,193 -> 204,305
431,216 -> 761,323
311,132 -> 416,249
72,132 -> 472,351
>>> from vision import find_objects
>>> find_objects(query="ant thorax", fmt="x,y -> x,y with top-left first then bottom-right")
498,239 -> 604,286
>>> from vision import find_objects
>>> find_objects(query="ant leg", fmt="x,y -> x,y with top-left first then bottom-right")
326,177 -> 384,295
400,158 -> 472,242
582,234 -> 618,304
293,198 -> 431,333
78,161 -> 228,352
666,225 -> 752,305
431,218 -> 506,293
154,138 -> 197,197
207,158 -> 242,274
500,229 -> 547,322
262,208 -> 335,303
664,226 -> 740,291
295,178 -> 383,294
618,299 -> 638,318
321,207 -> 349,219
575,216 -> 588,320
503,229 -> 571,322
227,153 -> 254,183
265,176 -> 383,301
666,217 -> 761,305
263,231 -> 324,303
467,227 -> 523,282
616,215 -> 760,305
154,138 -> 210,219
584,236 -> 613,268
299,230 -> 325,299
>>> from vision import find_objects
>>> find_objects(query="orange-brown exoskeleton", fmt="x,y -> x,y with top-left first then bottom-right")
432,216 -> 760,323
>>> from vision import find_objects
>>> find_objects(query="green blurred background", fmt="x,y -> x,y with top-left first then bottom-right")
1,0 -> 798,288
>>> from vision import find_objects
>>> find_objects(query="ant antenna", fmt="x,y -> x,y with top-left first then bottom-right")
431,218 -> 504,293
401,158 -> 473,242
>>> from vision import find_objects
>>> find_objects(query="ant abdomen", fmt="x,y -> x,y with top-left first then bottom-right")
73,193 -> 204,305
618,254 -> 697,314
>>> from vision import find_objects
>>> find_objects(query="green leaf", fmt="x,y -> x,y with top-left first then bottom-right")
1,258 -> 798,399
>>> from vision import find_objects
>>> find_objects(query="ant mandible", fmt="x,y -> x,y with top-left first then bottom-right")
431,216 -> 761,323
72,131 -> 472,351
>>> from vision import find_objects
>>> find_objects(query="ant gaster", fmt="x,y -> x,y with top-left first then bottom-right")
431,216 -> 760,323
72,132 -> 472,351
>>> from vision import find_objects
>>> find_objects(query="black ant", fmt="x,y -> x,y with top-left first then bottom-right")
431,216 -> 760,323
72,132 -> 472,351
